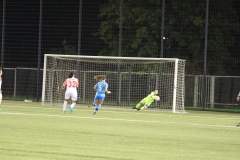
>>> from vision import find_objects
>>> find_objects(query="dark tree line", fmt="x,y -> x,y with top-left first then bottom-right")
95,0 -> 240,75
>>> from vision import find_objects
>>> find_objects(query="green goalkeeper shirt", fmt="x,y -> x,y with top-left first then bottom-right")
141,92 -> 157,106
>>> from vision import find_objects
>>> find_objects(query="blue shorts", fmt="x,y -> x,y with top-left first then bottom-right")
94,94 -> 105,101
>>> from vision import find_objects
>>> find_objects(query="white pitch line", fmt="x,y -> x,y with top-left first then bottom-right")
1,105 -> 59,110
0,111 -> 238,129
2,105 -> 240,120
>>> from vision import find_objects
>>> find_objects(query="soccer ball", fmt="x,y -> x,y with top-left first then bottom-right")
155,96 -> 160,101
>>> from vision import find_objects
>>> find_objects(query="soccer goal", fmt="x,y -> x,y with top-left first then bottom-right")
42,54 -> 186,113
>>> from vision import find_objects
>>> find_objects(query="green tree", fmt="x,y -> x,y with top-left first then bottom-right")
96,0 -> 239,75
97,0 -> 161,57
164,0 -> 239,74
49,39 -> 77,55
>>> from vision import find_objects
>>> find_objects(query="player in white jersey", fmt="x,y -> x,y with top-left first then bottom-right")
62,71 -> 79,113
0,68 -> 2,104
236,92 -> 240,127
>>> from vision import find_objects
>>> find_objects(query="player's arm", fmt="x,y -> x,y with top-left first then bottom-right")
105,84 -> 111,94
149,90 -> 158,98
76,79 -> 79,88
62,84 -> 66,90
93,85 -> 97,91
62,80 -> 67,90
237,92 -> 240,101
105,88 -> 111,94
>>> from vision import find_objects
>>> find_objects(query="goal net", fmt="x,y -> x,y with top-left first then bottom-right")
42,54 -> 186,113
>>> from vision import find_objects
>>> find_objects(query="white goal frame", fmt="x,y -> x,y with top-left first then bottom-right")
42,54 -> 186,113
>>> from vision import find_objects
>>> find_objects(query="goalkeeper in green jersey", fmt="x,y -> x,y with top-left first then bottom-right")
133,90 -> 160,110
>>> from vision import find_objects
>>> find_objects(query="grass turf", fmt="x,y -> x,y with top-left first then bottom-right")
0,100 -> 240,160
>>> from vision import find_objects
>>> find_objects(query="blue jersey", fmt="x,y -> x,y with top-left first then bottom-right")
94,81 -> 108,101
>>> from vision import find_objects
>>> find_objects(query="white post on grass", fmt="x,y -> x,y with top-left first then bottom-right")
172,59 -> 179,113
41,54 -> 47,104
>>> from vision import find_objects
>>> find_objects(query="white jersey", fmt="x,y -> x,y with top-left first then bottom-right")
0,76 -> 2,90
63,77 -> 79,101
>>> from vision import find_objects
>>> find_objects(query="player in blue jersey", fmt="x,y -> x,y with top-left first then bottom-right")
92,75 -> 111,115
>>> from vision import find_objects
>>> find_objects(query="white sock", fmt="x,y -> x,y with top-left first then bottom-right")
63,101 -> 68,111
70,102 -> 76,108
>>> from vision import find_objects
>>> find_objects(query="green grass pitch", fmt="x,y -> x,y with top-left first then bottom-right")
0,100 -> 240,160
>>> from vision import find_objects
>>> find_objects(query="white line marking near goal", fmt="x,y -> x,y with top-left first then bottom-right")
0,111 -> 238,129
2,104 -> 240,120
1,105 -> 59,110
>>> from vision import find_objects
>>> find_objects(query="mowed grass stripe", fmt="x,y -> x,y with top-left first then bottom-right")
1,101 -> 240,160
2,102 -> 240,119
0,111 -> 238,129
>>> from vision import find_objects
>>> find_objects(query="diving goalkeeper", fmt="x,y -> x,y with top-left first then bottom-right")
133,90 -> 160,110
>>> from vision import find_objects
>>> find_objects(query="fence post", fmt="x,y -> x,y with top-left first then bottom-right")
14,68 -> 17,97
194,75 -> 199,107
210,76 -> 215,108
1,0 -> 6,69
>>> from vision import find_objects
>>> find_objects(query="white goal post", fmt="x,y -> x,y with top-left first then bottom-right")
42,54 -> 186,113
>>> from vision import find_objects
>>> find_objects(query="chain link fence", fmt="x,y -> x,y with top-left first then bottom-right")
0,1 -> 240,108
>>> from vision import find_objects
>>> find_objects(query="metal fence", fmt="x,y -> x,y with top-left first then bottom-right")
0,1 -> 239,73
3,68 -> 43,100
2,67 -> 240,109
0,1 -> 240,108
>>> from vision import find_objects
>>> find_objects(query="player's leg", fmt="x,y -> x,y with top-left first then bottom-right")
93,95 -> 99,114
69,91 -> 77,112
89,93 -> 97,107
93,100 -> 99,115
88,97 -> 97,107
69,100 -> 76,112
93,95 -> 104,115
135,102 -> 142,109
132,101 -> 142,109
0,92 -> 2,104
135,98 -> 146,109
92,94 -> 97,106
93,100 -> 103,115
63,99 -> 69,113
139,102 -> 151,110
63,91 -> 70,113
88,102 -> 97,107
97,101 -> 103,110
140,104 -> 148,110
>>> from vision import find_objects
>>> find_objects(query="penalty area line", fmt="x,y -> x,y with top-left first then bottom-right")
2,105 -> 240,120
0,111 -> 238,129
1,104 -> 240,122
